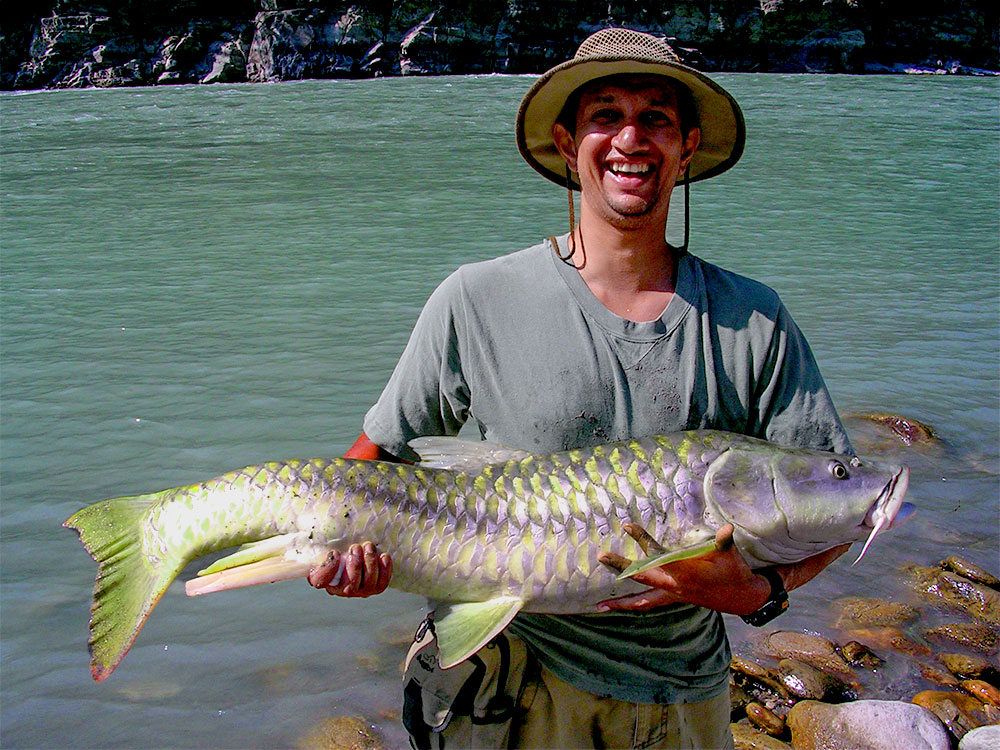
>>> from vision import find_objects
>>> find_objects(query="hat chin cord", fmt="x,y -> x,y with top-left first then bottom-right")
670,165 -> 691,256
556,165 -> 691,263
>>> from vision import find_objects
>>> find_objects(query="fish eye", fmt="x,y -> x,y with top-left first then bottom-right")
829,460 -> 849,480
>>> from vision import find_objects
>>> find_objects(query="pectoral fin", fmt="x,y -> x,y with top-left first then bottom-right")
616,539 -> 718,580
433,597 -> 524,669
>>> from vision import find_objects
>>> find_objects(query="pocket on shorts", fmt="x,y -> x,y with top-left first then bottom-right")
402,615 -> 531,750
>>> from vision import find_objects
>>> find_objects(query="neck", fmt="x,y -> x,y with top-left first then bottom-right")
569,205 -> 680,321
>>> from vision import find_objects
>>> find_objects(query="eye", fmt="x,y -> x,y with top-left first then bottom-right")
641,111 -> 673,128
590,108 -> 620,125
829,460 -> 849,480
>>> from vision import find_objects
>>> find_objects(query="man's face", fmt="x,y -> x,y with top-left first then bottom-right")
553,76 -> 701,229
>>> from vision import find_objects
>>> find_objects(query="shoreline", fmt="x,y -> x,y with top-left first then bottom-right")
4,4 -> 997,92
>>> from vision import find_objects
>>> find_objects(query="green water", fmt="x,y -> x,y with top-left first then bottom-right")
1,75 -> 997,748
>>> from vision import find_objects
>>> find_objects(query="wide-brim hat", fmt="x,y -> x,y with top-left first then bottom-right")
516,27 -> 746,189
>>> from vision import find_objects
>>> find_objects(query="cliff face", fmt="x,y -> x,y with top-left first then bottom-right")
2,0 -> 997,90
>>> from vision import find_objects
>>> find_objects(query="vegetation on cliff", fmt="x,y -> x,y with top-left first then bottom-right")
2,1 -> 997,90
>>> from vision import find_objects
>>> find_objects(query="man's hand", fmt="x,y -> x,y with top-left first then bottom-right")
306,432 -> 397,598
596,522 -> 850,615
307,541 -> 392,598
597,523 -> 769,615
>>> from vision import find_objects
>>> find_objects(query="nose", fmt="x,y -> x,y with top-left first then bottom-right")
611,121 -> 643,152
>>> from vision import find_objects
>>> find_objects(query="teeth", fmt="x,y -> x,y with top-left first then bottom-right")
610,163 -> 652,175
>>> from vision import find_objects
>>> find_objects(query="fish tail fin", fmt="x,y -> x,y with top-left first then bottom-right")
64,492 -> 183,682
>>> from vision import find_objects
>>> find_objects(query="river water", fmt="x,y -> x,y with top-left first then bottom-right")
1,75 -> 997,748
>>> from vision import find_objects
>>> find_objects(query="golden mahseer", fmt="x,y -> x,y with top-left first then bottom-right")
65,430 -> 912,681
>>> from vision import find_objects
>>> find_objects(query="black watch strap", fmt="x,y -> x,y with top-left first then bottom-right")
740,568 -> 788,627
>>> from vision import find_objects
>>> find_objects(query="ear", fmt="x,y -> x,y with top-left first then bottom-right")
552,122 -> 578,174
679,126 -> 701,176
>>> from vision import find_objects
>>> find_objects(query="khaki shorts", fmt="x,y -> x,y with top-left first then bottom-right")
401,616 -> 734,750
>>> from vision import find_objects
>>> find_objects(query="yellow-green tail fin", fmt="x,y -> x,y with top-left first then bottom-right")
64,492 -> 182,682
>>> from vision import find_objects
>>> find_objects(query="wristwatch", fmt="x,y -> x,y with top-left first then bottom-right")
740,568 -> 788,627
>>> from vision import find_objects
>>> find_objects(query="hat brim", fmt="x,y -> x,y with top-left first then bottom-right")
517,57 -> 746,189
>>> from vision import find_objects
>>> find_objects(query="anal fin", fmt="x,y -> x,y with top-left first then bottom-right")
433,597 -> 523,669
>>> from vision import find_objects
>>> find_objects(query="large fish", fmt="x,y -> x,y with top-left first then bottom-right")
65,430 -> 912,682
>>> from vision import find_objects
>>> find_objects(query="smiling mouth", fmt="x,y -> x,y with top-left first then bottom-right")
608,163 -> 653,176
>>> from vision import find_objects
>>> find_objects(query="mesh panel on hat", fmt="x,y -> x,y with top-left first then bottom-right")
575,28 -> 681,63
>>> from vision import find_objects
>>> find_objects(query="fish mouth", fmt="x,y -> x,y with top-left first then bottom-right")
854,466 -> 912,564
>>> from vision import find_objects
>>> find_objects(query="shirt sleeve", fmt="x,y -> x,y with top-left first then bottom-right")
362,271 -> 471,460
751,303 -> 854,455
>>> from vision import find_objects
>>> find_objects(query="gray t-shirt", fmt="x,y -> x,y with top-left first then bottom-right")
364,235 -> 851,703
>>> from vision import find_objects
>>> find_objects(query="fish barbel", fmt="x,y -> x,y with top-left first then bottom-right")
64,430 -> 912,681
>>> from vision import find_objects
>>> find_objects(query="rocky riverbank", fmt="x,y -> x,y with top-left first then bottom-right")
3,1 -> 998,91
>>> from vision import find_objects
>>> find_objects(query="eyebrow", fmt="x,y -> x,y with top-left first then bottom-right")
585,92 -> 674,108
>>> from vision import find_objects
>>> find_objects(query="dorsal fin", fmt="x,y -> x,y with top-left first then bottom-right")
408,437 -> 534,471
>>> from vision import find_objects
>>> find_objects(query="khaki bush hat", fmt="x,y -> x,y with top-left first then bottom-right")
516,27 -> 746,189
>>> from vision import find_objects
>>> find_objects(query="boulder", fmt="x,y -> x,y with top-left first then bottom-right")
731,721 -> 792,749
833,597 -> 919,629
960,725 -> 1000,750
912,690 -> 998,743
923,623 -> 1000,654
786,699 -> 951,750
759,631 -> 853,678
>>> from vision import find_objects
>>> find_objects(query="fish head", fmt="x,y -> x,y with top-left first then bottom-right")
703,439 -> 912,568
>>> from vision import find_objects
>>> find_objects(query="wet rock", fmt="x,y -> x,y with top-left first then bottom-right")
960,679 -> 1000,707
960,724 -> 1000,750
730,722 -> 792,750
940,557 -> 1000,590
833,596 -> 919,629
959,679 -> 1000,709
841,640 -> 884,669
912,690 -> 995,742
115,679 -> 182,701
777,658 -> 857,702
904,564 -> 1000,625
786,699 -> 951,750
730,677 -> 753,715
745,701 -> 786,737
759,631 -> 852,677
842,412 -> 942,454
939,653 -> 1000,684
731,656 -> 791,703
847,626 -> 932,659
920,662 -> 961,688
923,623 -> 1000,654
296,715 -> 384,750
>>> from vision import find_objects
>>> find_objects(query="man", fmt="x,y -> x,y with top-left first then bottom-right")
309,28 -> 852,749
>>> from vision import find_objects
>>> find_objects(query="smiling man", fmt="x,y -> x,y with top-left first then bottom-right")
310,28 -> 852,749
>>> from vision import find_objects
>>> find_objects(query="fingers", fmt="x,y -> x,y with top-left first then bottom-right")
598,552 -> 631,574
597,587 -> 677,613
307,542 -> 392,598
714,523 -> 735,552
307,549 -> 344,588
622,522 -> 665,555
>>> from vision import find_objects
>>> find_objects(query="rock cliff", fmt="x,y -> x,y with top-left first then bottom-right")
2,1 -> 997,90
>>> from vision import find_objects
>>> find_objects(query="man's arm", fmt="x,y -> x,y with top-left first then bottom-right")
596,524 -> 848,615
306,432 -> 395,598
